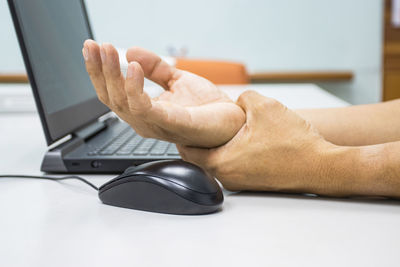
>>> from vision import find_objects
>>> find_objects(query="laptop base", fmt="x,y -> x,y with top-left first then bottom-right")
41,119 -> 180,174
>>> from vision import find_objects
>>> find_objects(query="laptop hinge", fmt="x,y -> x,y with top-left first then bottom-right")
41,116 -> 120,173
46,114 -> 118,152
75,120 -> 107,140
75,114 -> 120,141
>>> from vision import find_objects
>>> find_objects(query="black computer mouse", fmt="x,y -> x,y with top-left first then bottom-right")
98,160 -> 224,215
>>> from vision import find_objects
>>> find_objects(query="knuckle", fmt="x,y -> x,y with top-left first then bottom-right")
255,97 -> 281,112
265,97 -> 281,107
102,66 -> 120,80
110,69 -> 122,79
254,100 -> 267,111
243,90 -> 259,98
238,90 -> 258,102
87,65 -> 103,77
128,106 -> 147,116
86,64 -> 97,73
238,91 -> 284,116
110,100 -> 125,112
102,68 -> 115,79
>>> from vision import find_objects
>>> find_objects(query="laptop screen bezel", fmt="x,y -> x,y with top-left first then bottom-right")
7,0 -> 110,146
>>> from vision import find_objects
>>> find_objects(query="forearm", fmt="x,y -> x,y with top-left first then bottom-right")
296,99 -> 400,146
311,141 -> 400,198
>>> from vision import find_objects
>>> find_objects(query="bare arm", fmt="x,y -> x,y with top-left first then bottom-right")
296,99 -> 400,146
306,141 -> 400,198
179,92 -> 400,199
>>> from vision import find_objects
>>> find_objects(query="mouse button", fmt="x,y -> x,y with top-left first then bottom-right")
98,173 -> 140,192
135,166 -> 219,194
116,160 -> 220,193
168,161 -> 221,193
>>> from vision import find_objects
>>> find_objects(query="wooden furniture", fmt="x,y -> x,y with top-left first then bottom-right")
0,70 -> 354,85
0,73 -> 29,83
249,71 -> 353,83
383,0 -> 400,100
175,58 -> 249,84
173,58 -> 354,85
1,68 -> 353,86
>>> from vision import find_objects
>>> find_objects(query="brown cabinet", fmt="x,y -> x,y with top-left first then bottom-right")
384,70 -> 400,99
383,0 -> 400,100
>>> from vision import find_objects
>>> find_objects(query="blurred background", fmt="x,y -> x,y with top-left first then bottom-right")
1,0 -> 399,105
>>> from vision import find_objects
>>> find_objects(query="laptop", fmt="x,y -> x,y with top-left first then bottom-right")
7,0 -> 180,173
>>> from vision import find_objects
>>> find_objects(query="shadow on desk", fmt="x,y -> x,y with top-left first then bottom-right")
226,190 -> 400,207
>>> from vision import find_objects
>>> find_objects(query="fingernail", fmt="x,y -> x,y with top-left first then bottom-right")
82,46 -> 89,61
127,63 -> 135,78
100,46 -> 106,62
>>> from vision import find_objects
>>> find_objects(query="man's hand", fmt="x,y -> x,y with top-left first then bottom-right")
178,91 -> 336,193
179,91 -> 400,198
82,40 -> 245,147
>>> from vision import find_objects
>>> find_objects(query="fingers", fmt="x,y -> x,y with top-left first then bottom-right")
83,40 -> 109,104
82,40 -> 128,110
125,62 -> 152,113
100,43 -> 128,110
126,47 -> 177,90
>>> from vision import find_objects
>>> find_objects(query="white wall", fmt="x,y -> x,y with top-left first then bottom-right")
0,1 -> 25,72
0,0 -> 384,104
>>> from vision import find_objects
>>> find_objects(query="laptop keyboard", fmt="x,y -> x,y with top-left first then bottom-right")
87,125 -> 179,157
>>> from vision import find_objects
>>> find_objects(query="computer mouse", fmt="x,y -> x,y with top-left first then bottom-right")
98,160 -> 224,215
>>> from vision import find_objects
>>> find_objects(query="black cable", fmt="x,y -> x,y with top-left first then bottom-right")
0,175 -> 99,191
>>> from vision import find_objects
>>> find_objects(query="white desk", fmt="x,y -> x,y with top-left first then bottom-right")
0,84 -> 399,267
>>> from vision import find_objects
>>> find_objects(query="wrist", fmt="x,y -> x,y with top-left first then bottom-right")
312,142 -> 397,198
310,143 -> 357,196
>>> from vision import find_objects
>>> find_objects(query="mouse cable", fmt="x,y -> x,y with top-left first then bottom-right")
0,175 -> 99,191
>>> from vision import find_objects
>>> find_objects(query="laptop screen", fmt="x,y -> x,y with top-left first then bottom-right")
9,0 -> 109,145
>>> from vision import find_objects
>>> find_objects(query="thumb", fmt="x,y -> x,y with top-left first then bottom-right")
236,90 -> 283,122
126,46 -> 174,90
236,90 -> 265,112
236,90 -> 266,124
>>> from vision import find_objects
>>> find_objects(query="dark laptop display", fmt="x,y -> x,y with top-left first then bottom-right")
8,0 -> 109,145
8,0 -> 179,173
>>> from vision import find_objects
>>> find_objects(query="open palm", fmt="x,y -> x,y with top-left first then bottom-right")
83,41 -> 245,147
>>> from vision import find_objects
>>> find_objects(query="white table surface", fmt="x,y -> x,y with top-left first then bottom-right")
0,84 -> 399,267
